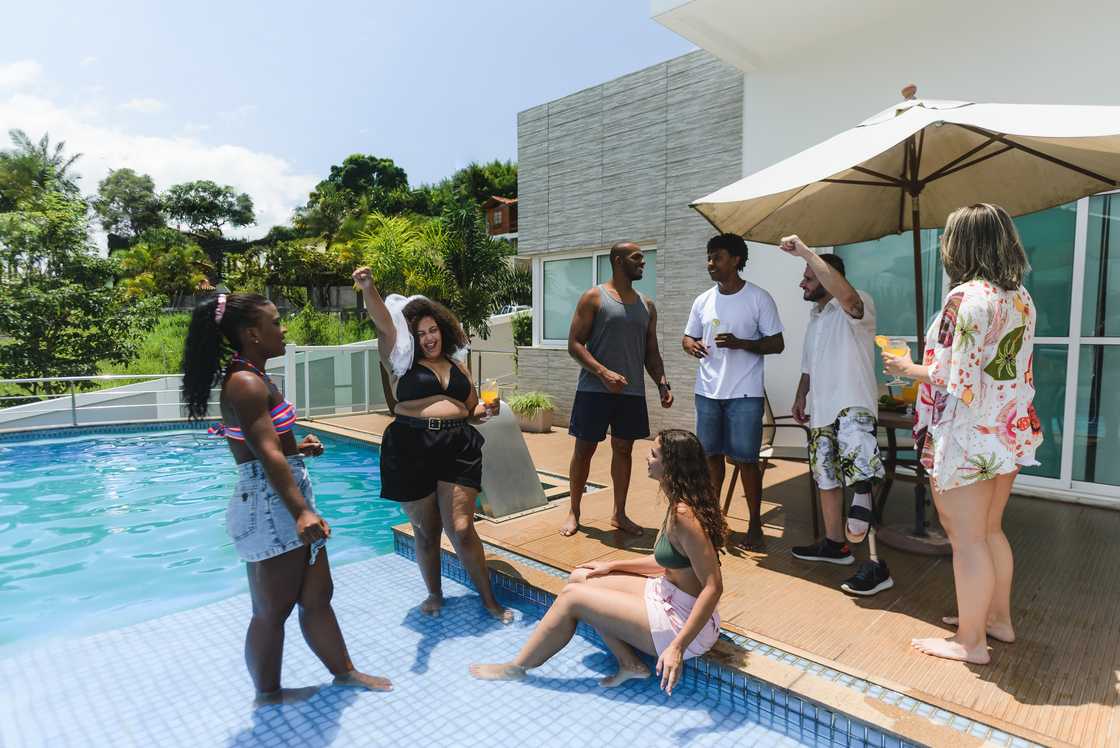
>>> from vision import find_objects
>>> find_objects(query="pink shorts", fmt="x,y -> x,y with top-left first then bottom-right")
644,576 -> 720,659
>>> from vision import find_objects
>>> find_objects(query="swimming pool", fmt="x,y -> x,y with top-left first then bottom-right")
0,426 -> 404,650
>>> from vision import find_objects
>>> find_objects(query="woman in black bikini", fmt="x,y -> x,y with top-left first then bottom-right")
182,292 -> 391,704
352,268 -> 511,623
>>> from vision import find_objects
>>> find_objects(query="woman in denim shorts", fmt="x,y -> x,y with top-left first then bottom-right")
183,292 -> 391,703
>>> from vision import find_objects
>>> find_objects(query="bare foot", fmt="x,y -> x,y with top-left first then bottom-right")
941,616 -> 1016,643
333,670 -> 393,691
486,604 -> 515,625
599,663 -> 650,688
560,512 -> 580,537
610,514 -> 644,537
743,525 -> 766,551
419,594 -> 443,617
469,662 -> 527,681
910,635 -> 990,664
253,686 -> 319,706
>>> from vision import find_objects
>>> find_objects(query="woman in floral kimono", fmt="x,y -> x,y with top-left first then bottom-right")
883,203 -> 1042,664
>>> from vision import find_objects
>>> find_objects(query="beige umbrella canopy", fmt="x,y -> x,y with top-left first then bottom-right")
691,88 -> 1120,345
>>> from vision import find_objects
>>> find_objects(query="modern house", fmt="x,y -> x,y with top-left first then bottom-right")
515,0 -> 1120,505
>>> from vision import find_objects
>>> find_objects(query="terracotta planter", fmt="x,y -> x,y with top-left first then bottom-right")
516,408 -> 553,433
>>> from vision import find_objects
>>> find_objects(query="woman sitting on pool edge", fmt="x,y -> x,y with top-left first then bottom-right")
471,429 -> 724,694
352,267 -> 510,624
182,292 -> 391,703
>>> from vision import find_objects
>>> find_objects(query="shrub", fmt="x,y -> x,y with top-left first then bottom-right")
511,310 -> 531,347
507,391 -> 554,417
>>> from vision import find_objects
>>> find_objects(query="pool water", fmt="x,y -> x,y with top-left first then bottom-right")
0,428 -> 404,649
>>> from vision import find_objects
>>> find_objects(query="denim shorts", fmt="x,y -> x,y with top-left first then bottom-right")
228,455 -> 325,564
694,394 -> 764,464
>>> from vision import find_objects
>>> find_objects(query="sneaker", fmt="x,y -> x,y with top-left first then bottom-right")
791,538 -> 854,565
841,560 -> 895,596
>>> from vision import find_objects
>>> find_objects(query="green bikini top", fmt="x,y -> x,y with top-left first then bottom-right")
654,517 -> 691,569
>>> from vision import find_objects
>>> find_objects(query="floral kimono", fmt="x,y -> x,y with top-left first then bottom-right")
914,279 -> 1043,491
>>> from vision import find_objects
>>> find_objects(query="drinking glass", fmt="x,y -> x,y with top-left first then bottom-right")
875,336 -> 911,387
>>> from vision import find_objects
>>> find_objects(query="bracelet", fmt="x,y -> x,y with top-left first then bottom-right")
658,381 -> 671,391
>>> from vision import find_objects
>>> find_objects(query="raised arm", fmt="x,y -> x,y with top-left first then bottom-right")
227,372 -> 327,544
352,267 -> 396,368
567,288 -> 626,393
779,235 -> 863,319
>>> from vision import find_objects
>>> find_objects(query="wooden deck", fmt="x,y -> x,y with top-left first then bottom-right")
312,413 -> 1120,748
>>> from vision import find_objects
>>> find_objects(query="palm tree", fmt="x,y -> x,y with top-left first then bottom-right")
3,129 -> 82,197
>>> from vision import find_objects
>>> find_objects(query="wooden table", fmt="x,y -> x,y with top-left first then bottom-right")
873,407 -> 951,555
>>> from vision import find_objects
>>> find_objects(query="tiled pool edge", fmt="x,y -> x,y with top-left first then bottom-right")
393,532 -> 1042,748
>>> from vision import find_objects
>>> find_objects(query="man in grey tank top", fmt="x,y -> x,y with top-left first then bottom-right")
561,242 -> 672,538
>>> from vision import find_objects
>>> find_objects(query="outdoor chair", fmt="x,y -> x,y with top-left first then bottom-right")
723,393 -> 821,537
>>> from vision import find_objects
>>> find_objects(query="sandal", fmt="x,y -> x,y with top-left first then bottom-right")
844,504 -> 874,544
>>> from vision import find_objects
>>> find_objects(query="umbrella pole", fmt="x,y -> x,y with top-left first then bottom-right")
910,200 -> 929,539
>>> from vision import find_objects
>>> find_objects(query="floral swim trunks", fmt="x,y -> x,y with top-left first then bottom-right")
808,407 -> 885,492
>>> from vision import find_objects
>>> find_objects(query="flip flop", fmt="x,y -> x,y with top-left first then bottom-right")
844,504 -> 874,544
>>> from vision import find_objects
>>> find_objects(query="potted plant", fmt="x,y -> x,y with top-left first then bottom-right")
507,391 -> 554,433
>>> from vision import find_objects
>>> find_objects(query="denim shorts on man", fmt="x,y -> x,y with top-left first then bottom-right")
568,391 -> 650,443
227,454 -> 325,565
694,394 -> 764,463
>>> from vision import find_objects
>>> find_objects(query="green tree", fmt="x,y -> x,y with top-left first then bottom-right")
116,227 -> 212,305
416,160 -> 517,215
0,130 -> 82,205
163,180 -> 254,237
92,168 -> 165,241
0,190 -> 91,280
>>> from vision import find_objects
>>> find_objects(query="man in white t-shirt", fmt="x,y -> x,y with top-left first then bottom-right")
780,235 -> 892,596
683,233 -> 784,550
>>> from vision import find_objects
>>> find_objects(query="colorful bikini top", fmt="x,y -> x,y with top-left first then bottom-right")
208,354 -> 297,441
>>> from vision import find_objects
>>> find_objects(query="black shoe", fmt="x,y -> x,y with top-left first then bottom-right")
791,538 -> 854,565
841,560 -> 895,596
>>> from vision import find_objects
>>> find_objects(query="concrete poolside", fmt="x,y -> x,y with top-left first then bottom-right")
312,413 -> 1120,748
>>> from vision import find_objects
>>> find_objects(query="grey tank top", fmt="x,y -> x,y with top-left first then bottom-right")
577,285 -> 650,397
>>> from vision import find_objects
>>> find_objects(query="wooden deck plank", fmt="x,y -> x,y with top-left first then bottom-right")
307,414 -> 1120,746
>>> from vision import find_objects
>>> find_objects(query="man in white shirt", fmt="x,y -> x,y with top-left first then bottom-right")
780,235 -> 892,596
683,234 -> 784,550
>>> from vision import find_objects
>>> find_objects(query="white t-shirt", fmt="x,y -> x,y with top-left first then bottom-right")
684,281 -> 784,399
800,291 -> 879,428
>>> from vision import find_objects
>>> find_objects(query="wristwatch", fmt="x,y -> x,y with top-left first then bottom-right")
658,381 -> 671,391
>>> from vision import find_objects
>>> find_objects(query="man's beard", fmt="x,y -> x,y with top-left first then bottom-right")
804,286 -> 827,302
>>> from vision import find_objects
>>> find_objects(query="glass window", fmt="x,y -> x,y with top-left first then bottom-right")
1082,194 -> 1120,338
542,257 -> 592,340
1014,203 -> 1076,338
834,230 -> 942,338
1073,345 -> 1120,486
596,249 -> 657,299
1019,344 -> 1067,480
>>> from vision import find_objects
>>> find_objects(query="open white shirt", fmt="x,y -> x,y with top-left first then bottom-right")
801,291 -> 879,428
684,281 -> 784,399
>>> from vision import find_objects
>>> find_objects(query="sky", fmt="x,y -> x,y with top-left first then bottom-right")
0,0 -> 694,237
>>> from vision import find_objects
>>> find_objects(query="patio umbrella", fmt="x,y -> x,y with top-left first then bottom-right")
691,87 -> 1120,349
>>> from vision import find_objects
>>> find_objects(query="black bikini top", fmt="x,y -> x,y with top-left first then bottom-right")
396,359 -> 472,404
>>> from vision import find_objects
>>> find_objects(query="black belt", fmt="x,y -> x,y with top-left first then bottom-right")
395,414 -> 469,431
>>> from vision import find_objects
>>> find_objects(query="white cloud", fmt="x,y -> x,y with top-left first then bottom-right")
121,97 -> 165,114
0,60 -> 43,89
80,56 -> 98,67
0,92 -> 316,240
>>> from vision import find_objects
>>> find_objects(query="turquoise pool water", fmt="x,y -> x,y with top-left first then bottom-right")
0,427 -> 404,649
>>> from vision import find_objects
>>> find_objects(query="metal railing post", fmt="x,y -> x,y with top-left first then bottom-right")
69,382 -> 78,426
363,349 -> 370,413
303,349 -> 312,420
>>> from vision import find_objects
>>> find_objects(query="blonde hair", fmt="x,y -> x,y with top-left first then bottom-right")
940,203 -> 1030,291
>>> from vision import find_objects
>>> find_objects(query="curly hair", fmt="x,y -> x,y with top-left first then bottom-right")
181,292 -> 271,420
657,429 -> 728,551
402,297 -> 468,362
941,203 -> 1030,291
707,233 -> 748,271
